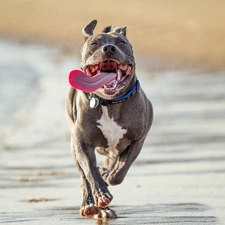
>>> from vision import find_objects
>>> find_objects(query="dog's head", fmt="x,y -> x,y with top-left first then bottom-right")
80,19 -> 135,99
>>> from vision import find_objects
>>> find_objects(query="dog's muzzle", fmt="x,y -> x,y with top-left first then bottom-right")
84,58 -> 133,95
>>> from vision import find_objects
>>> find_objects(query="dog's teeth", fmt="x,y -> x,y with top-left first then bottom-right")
104,80 -> 118,90
113,81 -> 118,88
86,67 -> 92,76
126,66 -> 131,75
117,69 -> 122,80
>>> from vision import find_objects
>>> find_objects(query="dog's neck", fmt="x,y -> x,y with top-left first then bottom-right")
85,78 -> 140,108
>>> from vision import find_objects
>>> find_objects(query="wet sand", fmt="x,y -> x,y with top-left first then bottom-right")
0,40 -> 225,224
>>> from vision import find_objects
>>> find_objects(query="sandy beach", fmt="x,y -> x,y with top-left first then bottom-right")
1,1 -> 225,224
1,39 -> 225,224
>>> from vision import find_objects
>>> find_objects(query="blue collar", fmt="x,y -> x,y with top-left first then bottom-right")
86,79 -> 140,107
103,79 -> 140,105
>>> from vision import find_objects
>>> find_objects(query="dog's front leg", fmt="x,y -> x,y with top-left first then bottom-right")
71,133 -> 113,209
73,160 -> 99,217
104,140 -> 145,186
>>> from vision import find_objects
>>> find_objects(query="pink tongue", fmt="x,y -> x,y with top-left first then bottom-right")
69,70 -> 117,92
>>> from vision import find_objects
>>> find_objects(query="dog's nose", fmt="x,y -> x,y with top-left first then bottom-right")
102,44 -> 117,54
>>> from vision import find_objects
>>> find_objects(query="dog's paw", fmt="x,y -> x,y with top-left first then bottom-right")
92,207 -> 117,219
96,193 -> 113,207
80,203 -> 99,217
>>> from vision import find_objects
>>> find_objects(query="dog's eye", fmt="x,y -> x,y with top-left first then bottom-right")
91,42 -> 97,46
119,41 -> 126,45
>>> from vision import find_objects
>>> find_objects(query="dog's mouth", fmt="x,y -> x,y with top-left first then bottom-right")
84,59 -> 133,94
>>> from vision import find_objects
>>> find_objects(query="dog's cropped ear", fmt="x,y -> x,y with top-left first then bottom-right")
82,19 -> 97,41
120,26 -> 127,37
102,26 -> 112,33
112,26 -> 127,37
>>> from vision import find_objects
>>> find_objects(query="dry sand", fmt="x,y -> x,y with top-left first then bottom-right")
1,0 -> 225,70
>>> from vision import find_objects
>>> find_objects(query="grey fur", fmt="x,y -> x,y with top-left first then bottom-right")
65,19 -> 153,219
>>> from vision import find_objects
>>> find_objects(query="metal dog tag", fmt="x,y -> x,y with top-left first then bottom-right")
89,97 -> 99,108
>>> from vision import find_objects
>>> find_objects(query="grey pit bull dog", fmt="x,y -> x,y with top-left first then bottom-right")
66,19 -> 153,219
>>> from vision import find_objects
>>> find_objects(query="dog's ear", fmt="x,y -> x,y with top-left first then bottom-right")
82,19 -> 97,41
120,26 -> 127,37
112,26 -> 127,37
102,26 -> 112,33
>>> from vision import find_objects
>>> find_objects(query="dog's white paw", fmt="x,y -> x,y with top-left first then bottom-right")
80,203 -> 99,217
96,192 -> 113,207
92,207 -> 117,219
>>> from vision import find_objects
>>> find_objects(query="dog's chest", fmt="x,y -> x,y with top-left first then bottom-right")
97,106 -> 127,155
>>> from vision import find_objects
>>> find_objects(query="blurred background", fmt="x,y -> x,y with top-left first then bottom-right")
1,0 -> 225,70
1,1 -> 225,224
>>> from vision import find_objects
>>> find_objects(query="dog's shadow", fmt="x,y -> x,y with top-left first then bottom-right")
57,203 -> 217,225
112,203 -> 217,224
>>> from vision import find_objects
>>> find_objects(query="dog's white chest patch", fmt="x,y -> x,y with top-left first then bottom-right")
97,106 -> 127,156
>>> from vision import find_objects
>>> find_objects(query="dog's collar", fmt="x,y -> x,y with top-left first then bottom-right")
85,79 -> 140,108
